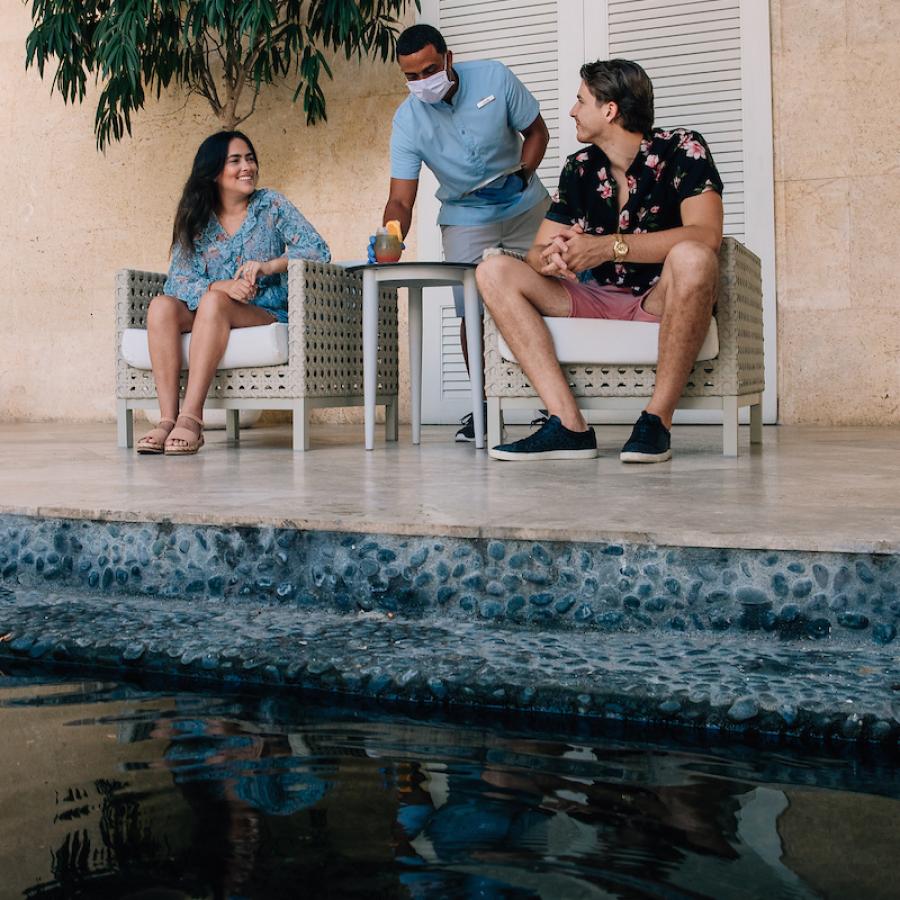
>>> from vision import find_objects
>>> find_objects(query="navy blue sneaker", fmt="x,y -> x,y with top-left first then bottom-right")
455,403 -> 488,443
489,415 -> 598,461
620,411 -> 672,463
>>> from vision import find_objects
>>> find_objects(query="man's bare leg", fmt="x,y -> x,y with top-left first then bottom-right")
476,254 -> 586,432
459,318 -> 469,371
640,241 -> 719,428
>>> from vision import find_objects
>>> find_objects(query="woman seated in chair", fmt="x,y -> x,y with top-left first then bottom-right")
137,130 -> 331,455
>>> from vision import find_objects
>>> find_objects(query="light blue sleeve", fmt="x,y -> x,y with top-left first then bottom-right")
164,241 -> 209,311
270,193 -> 331,263
390,111 -> 423,180
501,63 -> 540,133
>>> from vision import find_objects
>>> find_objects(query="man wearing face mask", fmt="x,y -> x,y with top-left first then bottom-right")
371,23 -> 550,443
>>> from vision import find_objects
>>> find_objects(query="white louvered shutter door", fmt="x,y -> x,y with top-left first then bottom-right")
420,0 -> 580,422
604,0 -> 777,422
606,0 -> 745,239
420,0 -> 776,423
438,0 -> 562,191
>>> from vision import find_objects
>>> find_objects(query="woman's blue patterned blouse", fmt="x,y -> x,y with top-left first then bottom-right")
163,188 -> 331,323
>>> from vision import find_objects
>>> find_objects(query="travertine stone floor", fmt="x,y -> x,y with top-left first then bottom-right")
0,422 -> 897,553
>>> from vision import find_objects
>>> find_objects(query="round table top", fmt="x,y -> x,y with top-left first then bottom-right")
346,260 -> 478,289
345,260 -> 477,272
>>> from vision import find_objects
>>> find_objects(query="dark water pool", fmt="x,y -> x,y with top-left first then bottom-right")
1,670 -> 898,900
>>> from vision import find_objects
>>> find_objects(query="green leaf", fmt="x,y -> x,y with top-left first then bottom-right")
24,0 -> 416,147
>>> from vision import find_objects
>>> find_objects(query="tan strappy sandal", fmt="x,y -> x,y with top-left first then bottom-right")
136,418 -> 176,455
164,413 -> 205,456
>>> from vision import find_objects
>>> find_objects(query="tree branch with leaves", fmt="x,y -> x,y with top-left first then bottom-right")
24,0 -> 419,149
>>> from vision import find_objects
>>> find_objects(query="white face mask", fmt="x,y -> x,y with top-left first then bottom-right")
407,62 -> 453,104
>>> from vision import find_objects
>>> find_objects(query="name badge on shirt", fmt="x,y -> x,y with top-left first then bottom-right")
476,95 -> 495,109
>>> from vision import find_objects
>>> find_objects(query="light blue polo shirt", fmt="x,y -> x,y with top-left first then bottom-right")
390,59 -> 549,226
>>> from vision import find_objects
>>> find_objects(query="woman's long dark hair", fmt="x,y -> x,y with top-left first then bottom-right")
171,130 -> 259,256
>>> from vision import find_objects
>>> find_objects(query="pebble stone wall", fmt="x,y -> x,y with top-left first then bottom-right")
1,515 -> 897,643
1,514 -> 899,746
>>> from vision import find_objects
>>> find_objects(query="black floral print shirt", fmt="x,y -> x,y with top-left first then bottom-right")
546,128 -> 723,294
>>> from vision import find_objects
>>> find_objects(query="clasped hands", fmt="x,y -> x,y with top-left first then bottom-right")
222,259 -> 273,303
538,224 -> 609,280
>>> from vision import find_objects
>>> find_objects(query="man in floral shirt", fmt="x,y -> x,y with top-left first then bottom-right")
476,59 -> 724,463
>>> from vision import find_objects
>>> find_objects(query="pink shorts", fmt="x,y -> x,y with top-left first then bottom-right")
559,279 -> 659,322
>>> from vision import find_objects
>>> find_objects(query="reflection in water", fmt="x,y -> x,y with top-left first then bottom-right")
1,672 -> 897,899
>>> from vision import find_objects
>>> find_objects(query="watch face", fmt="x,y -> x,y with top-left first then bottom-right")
613,238 -> 628,260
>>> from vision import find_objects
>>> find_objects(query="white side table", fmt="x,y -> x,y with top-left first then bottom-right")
348,262 -> 482,451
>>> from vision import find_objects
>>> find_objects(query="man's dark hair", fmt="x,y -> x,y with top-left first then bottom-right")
579,59 -> 654,135
396,23 -> 447,57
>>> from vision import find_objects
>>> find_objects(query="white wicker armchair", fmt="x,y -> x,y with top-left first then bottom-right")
483,237 -> 765,456
115,260 -> 399,450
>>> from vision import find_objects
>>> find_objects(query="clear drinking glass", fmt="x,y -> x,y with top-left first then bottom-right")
374,227 -> 402,263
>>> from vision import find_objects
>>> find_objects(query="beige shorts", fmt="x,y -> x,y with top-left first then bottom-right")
440,196 -> 552,317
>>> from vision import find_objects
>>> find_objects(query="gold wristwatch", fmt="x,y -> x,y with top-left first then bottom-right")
612,231 -> 629,263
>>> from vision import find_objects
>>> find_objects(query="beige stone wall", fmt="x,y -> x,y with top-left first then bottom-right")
0,690 -> 193,897
2,2 -> 898,425
0,3 -> 415,423
771,0 -> 900,423
778,787 -> 900,899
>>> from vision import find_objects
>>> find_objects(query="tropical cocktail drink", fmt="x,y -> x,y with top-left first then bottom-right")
374,221 -> 403,263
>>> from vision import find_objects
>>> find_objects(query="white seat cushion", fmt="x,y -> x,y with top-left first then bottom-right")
121,323 -> 289,371
498,317 -> 718,366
